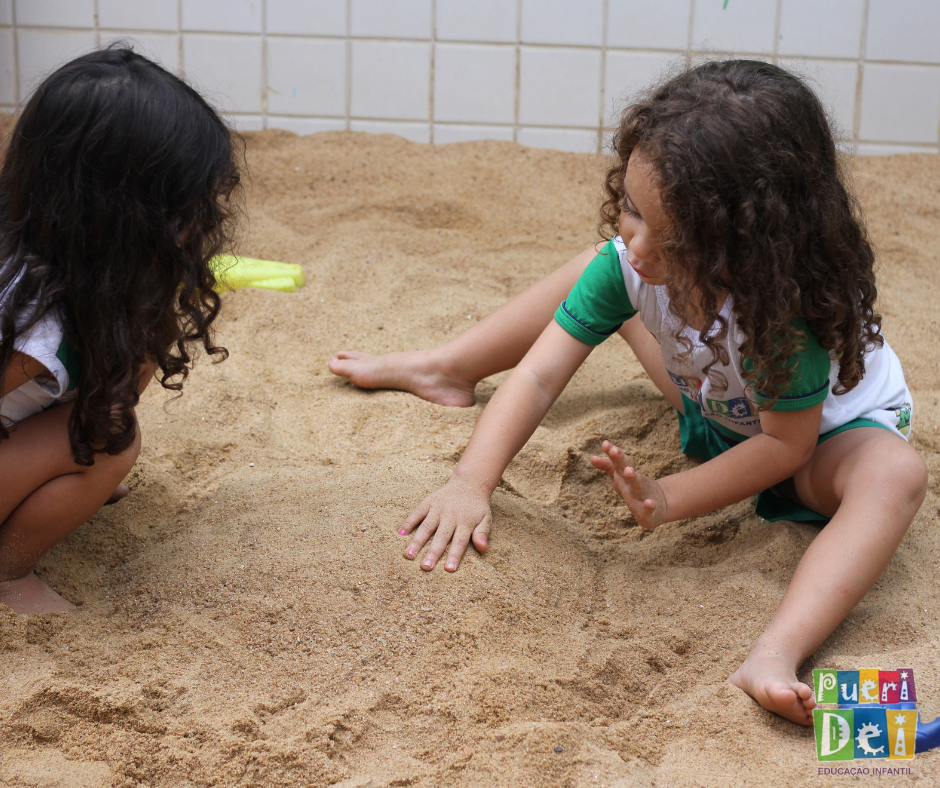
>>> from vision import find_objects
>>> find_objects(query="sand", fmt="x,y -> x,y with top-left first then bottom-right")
0,130 -> 938,788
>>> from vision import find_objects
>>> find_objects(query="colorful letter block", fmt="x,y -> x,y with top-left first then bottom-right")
879,670 -> 900,704
814,669 -> 839,704
898,668 -> 917,702
887,710 -> 917,759
853,707 -> 889,759
837,670 -> 859,703
859,668 -> 881,703
814,709 -> 855,761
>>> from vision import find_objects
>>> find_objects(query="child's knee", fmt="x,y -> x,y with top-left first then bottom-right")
881,442 -> 928,509
94,426 -> 141,481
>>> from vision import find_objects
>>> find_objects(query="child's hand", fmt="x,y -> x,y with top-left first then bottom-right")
398,477 -> 493,572
591,440 -> 667,529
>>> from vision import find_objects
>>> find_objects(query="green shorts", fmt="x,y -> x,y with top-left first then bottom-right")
676,394 -> 892,523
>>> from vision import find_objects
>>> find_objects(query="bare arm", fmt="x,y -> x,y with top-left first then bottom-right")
0,351 -> 50,397
594,403 -> 822,527
401,321 -> 595,571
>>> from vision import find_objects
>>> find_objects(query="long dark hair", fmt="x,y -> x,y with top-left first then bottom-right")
601,59 -> 881,405
0,46 -> 240,463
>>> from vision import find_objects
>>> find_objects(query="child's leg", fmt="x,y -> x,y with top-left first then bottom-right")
0,402 -> 141,614
329,245 -> 601,405
729,427 -> 927,724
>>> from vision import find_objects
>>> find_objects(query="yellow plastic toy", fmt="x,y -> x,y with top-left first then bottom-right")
209,255 -> 305,293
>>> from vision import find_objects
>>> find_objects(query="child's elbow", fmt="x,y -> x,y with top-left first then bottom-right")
794,438 -> 817,469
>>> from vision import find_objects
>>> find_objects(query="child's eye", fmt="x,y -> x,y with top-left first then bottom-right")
621,202 -> 640,219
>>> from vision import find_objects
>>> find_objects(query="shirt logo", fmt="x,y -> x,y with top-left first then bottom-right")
705,396 -> 752,420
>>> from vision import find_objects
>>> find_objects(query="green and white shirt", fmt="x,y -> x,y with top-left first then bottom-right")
554,238 -> 913,443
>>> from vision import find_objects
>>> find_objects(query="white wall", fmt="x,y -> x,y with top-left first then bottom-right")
2,0 -> 939,155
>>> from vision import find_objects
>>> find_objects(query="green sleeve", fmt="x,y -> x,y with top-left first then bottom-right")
749,319 -> 831,411
553,240 -> 637,346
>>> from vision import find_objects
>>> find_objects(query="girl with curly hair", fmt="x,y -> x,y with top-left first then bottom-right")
0,48 -> 239,614
330,60 -> 928,725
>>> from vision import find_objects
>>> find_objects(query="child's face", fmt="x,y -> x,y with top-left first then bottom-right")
619,151 -> 668,286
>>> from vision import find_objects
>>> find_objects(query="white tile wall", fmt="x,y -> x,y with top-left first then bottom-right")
0,28 -> 14,104
101,33 -> 180,73
5,0 -> 940,154
351,0 -> 431,39
778,0 -> 863,60
433,124 -> 515,144
267,0 -> 346,37
98,0 -> 177,33
519,47 -> 601,127
436,0 -> 516,43
859,64 -> 940,144
17,29 -> 96,96
267,37 -> 346,116
520,0 -> 603,47
604,52 -> 684,121
182,0 -> 261,35
183,34 -> 264,114
227,113 -> 265,132
351,41 -> 430,120
779,58 -> 859,137
692,0 -> 777,54
607,0 -> 691,51
434,44 -> 515,124
15,0 -> 94,29
867,0 -> 940,65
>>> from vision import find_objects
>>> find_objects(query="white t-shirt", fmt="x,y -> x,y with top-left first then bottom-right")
0,279 -> 77,426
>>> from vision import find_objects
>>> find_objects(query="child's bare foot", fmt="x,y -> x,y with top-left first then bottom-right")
328,349 -> 476,407
106,483 -> 130,505
728,645 -> 815,725
0,571 -> 75,615
590,440 -> 667,529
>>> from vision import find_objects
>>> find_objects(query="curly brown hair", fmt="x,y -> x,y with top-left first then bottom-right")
601,59 -> 882,405
0,47 -> 241,464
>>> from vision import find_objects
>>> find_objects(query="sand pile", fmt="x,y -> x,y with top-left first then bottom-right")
0,131 -> 938,787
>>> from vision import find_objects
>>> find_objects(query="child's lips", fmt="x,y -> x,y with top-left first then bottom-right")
627,254 -> 649,277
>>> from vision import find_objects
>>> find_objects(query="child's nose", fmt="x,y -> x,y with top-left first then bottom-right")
630,232 -> 653,261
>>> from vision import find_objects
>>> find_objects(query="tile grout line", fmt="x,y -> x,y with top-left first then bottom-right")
854,0 -> 870,147
11,0 -> 19,104
597,0 -> 609,154
177,0 -> 184,78
429,0 -> 436,144
513,0 -> 522,143
344,0 -> 352,131
772,0 -> 782,63
261,0 -> 268,129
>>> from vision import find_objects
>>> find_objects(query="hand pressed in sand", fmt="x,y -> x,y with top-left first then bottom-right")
591,440 -> 667,529
398,476 -> 492,572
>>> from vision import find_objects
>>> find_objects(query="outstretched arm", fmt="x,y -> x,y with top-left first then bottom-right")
593,403 -> 823,527
401,321 -> 594,571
